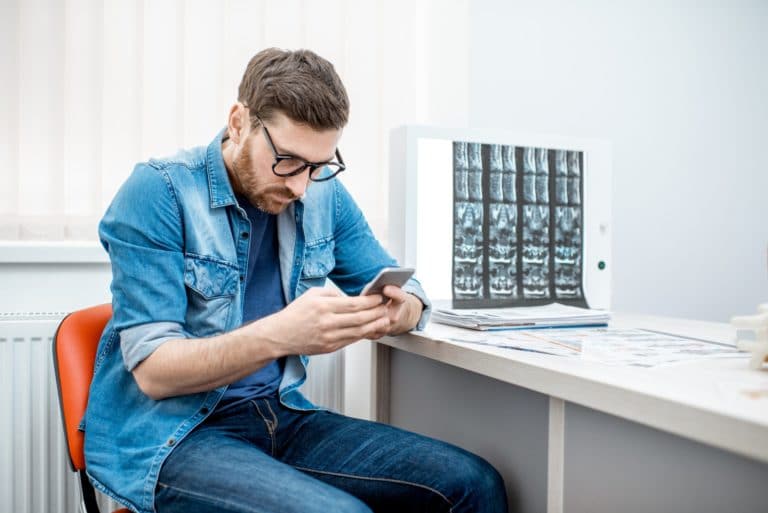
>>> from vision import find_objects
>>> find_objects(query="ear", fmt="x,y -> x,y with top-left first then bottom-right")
226,103 -> 248,145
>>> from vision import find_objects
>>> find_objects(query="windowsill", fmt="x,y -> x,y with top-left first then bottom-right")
0,241 -> 110,264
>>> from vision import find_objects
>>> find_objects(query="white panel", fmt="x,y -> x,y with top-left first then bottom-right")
182,0 -> 225,146
141,0 -> 181,158
31,334 -> 48,512
338,0 -> 383,240
17,0 -> 65,221
303,0 -> 345,73
581,141 -> 613,310
0,0 -> 20,222
301,351 -> 344,411
263,0 -> 305,50
0,328 -> 12,512
405,0 -> 428,123
376,0 -> 428,126
101,0 -> 142,211
415,138 -> 453,299
371,0 -> 429,238
342,340 -> 373,420
222,0 -> 266,106
424,0 -> 469,127
64,0 -> 102,218
547,397 -> 565,513
12,326 -> 32,513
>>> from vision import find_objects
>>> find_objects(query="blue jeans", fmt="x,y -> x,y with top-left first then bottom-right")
154,395 -> 507,513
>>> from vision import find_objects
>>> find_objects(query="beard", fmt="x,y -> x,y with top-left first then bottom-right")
231,141 -> 299,214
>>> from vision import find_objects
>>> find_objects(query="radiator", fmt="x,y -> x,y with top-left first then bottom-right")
0,312 -> 120,513
0,312 -> 343,513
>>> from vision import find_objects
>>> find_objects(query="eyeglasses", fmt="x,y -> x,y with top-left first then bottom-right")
255,115 -> 346,182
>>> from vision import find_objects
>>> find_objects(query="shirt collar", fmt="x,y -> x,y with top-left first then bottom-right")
206,128 -> 237,209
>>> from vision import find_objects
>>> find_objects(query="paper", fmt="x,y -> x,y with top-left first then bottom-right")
431,301 -> 610,330
426,326 -> 748,368
429,326 -> 584,357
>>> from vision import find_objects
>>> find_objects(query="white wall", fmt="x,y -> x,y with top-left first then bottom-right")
468,1 -> 768,322
0,263 -> 111,314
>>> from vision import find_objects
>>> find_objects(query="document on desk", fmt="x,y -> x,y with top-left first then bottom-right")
430,326 -> 748,367
431,302 -> 611,331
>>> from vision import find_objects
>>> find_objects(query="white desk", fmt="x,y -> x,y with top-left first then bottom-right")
373,314 -> 768,513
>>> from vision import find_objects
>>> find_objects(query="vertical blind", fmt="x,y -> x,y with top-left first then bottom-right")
0,0 -> 468,244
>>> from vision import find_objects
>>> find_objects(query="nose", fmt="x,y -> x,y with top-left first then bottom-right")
284,170 -> 309,198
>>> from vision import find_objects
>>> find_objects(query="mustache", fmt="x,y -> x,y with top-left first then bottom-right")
263,185 -> 299,201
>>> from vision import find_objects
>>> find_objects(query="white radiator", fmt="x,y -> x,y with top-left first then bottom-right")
0,312 -> 120,513
0,312 -> 343,513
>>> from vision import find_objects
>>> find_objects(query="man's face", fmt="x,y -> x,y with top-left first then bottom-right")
229,110 -> 342,214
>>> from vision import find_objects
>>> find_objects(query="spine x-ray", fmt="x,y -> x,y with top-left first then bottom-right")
452,141 -> 587,308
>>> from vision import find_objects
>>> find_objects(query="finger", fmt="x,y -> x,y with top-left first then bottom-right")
382,285 -> 409,303
363,315 -> 393,339
330,305 -> 389,329
332,315 -> 392,346
323,293 -> 386,313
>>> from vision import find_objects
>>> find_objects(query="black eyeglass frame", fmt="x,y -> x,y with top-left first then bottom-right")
254,114 -> 346,182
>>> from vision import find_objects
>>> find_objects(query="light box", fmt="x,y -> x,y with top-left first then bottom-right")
389,126 -> 612,310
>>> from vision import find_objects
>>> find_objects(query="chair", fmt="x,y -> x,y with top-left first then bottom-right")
52,304 -> 130,513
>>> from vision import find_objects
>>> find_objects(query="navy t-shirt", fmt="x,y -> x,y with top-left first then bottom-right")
218,194 -> 286,407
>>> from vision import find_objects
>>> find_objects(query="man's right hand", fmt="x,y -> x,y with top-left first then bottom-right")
256,287 -> 391,357
133,287 -> 390,400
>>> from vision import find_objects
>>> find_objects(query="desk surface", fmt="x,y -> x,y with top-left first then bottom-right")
378,313 -> 768,464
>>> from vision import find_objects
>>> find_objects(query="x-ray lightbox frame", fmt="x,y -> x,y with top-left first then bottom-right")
389,125 -> 612,311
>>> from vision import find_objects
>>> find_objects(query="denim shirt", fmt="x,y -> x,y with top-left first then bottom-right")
84,131 -> 431,513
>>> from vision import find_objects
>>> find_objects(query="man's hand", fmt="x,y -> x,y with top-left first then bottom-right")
132,286 -> 423,400
256,287 -> 391,357
380,285 -> 424,336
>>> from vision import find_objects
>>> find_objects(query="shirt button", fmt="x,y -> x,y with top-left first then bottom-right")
167,438 -> 175,446
239,275 -> 245,282
241,232 -> 249,239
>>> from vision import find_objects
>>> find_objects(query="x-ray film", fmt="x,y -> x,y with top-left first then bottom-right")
452,142 -> 587,308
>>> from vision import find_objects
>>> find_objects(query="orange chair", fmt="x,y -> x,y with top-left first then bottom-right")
53,304 -> 130,513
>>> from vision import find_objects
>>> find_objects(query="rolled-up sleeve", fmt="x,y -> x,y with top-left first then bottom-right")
99,164 -> 189,369
119,322 -> 190,371
401,278 -> 432,331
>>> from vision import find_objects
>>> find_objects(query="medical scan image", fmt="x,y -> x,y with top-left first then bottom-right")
452,141 -> 586,308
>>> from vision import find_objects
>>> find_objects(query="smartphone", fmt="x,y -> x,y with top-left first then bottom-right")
360,267 -> 415,296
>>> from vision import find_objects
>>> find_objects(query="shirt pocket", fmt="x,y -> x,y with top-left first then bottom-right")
184,254 -> 238,337
298,238 -> 336,293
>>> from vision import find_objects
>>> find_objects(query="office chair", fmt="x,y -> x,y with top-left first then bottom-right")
52,304 -> 130,513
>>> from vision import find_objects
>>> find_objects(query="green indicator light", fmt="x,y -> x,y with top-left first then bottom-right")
598,261 -> 606,270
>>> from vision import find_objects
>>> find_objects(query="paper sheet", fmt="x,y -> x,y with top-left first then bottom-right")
428,326 -> 748,367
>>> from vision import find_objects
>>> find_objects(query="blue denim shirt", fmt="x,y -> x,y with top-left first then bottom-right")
84,131 -> 431,513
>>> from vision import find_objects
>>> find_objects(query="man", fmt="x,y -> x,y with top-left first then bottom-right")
85,48 -> 507,513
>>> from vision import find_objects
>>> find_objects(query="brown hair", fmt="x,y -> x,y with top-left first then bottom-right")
238,48 -> 349,130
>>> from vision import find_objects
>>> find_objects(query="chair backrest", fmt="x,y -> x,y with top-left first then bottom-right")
53,304 -> 112,471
